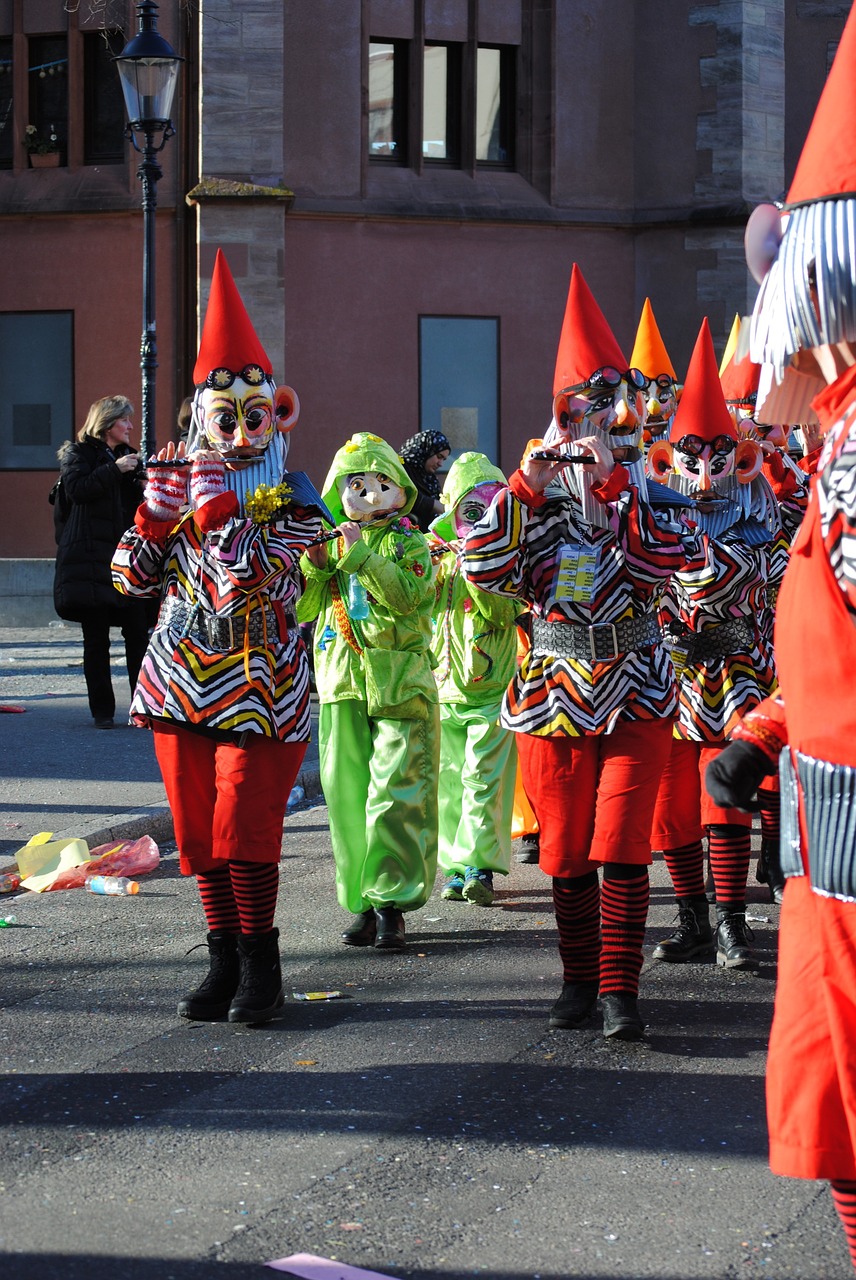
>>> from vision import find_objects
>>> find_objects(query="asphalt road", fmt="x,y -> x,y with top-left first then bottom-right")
0,626 -> 851,1280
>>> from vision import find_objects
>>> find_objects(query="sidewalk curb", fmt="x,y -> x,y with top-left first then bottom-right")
49,765 -> 324,852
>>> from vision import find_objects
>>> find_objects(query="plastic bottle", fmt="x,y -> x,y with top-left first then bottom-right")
347,576 -> 369,620
85,875 -> 140,896
287,784 -> 305,810
0,915 -> 18,927
0,872 -> 21,894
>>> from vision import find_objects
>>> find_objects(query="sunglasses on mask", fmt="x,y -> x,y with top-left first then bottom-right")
676,434 -> 736,457
562,367 -> 648,395
205,364 -> 269,391
650,374 -> 676,390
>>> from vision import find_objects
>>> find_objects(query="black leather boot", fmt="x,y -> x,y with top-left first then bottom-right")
714,905 -> 759,970
342,910 -> 377,946
652,896 -> 715,962
548,980 -> 599,1029
601,993 -> 645,1041
374,907 -> 406,951
228,928 -> 285,1024
177,932 -> 240,1021
757,840 -> 785,905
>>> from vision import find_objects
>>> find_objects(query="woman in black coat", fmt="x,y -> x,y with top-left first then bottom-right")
53,395 -> 151,728
398,430 -> 451,532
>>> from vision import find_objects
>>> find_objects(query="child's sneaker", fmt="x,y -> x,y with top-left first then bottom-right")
441,873 -> 465,901
463,867 -> 494,906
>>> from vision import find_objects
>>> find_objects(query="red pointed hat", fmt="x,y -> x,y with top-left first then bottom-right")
192,249 -> 273,385
720,349 -> 761,408
553,263 -> 627,397
787,3 -> 856,206
629,298 -> 676,380
670,318 -> 737,443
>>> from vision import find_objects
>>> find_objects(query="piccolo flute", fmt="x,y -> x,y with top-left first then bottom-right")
302,515 -> 391,548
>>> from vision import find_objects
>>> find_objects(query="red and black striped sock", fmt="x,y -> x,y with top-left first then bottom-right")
757,786 -> 781,855
662,839 -> 706,899
552,872 -> 600,984
600,865 -> 649,996
196,866 -> 240,934
230,860 -> 279,935
707,824 -> 751,907
830,1182 -> 856,1271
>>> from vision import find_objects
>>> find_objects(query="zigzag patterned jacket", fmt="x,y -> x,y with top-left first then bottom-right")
460,468 -> 698,737
112,492 -> 321,740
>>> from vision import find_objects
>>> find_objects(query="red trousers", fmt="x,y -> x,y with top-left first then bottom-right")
650,738 -> 752,850
767,875 -> 856,1180
153,723 -> 306,875
519,718 -> 675,877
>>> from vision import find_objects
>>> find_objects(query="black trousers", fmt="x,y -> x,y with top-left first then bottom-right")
79,603 -> 150,720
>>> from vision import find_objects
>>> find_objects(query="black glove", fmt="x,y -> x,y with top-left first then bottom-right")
705,740 -> 776,812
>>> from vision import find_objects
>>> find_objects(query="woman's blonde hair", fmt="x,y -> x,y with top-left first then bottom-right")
77,395 -> 134,443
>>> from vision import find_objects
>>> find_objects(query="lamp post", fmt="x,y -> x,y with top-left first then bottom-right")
114,0 -> 183,461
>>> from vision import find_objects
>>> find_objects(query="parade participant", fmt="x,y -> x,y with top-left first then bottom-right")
398,430 -> 452,532
646,319 -> 785,968
298,432 -> 439,952
629,297 -> 679,448
428,452 -> 519,907
111,249 -> 323,1026
461,264 -> 698,1041
707,7 -> 856,1265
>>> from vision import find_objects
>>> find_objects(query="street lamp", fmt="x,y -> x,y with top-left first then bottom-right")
114,0 -> 183,461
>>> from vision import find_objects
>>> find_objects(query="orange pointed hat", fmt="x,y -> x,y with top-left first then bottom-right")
786,2 -> 856,207
553,263 -> 627,397
670,318 -> 737,443
192,249 -> 273,385
629,298 -> 676,380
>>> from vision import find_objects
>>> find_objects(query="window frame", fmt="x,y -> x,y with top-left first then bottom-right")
368,37 -> 409,165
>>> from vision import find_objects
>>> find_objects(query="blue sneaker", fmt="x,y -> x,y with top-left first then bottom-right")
441,873 -> 465,901
463,867 -> 494,906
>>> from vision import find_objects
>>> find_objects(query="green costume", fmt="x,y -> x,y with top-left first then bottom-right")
431,453 -> 519,880
298,433 -> 439,915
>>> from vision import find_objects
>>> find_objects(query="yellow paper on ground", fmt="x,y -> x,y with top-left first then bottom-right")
16,834 -> 92,892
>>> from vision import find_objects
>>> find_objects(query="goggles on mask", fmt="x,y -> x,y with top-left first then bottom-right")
675,434 -> 736,458
650,374 -> 676,390
560,366 -> 648,396
205,364 -> 269,391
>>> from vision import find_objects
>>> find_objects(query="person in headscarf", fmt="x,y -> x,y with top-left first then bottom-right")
398,430 -> 451,531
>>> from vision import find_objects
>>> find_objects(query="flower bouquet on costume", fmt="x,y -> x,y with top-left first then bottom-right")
244,474 -> 334,527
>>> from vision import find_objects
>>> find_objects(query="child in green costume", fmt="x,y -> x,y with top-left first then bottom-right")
429,453 -> 520,906
298,432 -> 439,951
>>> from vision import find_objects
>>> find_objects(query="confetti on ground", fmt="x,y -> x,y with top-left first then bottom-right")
266,1253 -> 399,1279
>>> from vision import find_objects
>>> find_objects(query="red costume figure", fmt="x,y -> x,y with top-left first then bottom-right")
462,265 -> 698,1041
708,6 -> 856,1266
646,320 -> 786,968
112,251 -> 322,1026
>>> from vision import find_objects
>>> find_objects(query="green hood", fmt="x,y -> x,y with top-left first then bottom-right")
431,452 -> 507,542
320,432 -> 418,526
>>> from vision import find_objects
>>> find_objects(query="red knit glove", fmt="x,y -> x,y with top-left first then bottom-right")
190,456 -> 227,509
143,465 -> 188,521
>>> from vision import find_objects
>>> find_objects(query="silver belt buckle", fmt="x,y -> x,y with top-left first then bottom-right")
590,622 -> 618,661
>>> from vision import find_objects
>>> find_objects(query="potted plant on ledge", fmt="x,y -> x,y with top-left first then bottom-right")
24,123 -> 60,168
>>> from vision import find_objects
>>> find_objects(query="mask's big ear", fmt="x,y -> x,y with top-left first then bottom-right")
735,438 -> 764,482
275,385 -> 300,433
646,439 -> 674,480
745,203 -> 785,285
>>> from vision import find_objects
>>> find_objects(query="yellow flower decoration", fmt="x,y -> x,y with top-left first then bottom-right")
244,481 -> 294,525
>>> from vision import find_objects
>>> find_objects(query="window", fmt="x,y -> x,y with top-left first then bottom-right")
83,30 -> 126,165
420,317 -> 499,463
476,46 -> 515,166
29,35 -> 68,165
368,40 -> 408,161
0,39 -> 12,169
0,313 -> 74,470
423,43 -> 462,163
368,38 -> 516,173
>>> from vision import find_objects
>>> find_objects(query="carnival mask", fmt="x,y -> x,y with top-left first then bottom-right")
340,471 -> 406,521
453,482 -> 504,538
192,374 -> 299,468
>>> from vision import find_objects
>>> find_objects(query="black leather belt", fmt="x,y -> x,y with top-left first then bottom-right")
159,597 -> 296,651
531,613 -> 661,662
664,616 -> 755,664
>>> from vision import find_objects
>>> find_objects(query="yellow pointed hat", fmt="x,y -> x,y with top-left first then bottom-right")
629,298 -> 676,381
